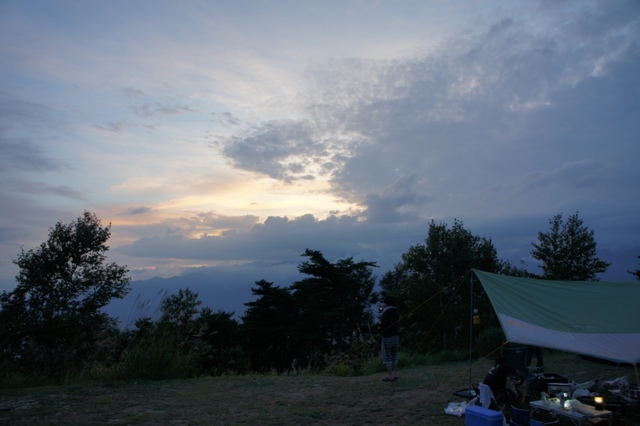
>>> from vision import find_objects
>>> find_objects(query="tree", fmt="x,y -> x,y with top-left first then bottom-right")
241,280 -> 297,372
531,212 -> 610,281
159,288 -> 202,337
380,219 -> 502,353
628,256 -> 640,281
0,211 -> 130,377
289,249 -> 377,367
198,308 -> 246,375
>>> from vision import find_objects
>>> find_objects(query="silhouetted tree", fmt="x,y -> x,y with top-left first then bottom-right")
380,219 -> 501,353
159,288 -> 202,337
198,308 -> 246,375
241,280 -> 297,372
0,211 -> 130,378
290,249 -> 377,367
531,212 -> 610,281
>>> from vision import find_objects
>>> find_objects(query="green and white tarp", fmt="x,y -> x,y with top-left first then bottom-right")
473,269 -> 640,365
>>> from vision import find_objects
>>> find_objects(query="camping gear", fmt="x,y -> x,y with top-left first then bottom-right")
529,373 -> 569,399
465,405 -> 504,426
509,405 -> 529,426
472,269 -> 640,365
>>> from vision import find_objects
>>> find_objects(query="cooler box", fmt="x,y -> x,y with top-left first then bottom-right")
465,405 -> 504,426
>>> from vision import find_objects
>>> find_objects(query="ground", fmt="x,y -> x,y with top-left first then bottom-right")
1,351 -> 637,425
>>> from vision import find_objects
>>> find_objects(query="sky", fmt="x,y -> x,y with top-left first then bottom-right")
1,1 -> 639,318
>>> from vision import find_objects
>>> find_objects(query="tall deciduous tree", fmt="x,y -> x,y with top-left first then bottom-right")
531,212 -> 610,281
380,219 -> 502,353
0,211 -> 130,377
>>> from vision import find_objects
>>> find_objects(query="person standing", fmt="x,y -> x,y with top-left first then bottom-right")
380,295 -> 400,382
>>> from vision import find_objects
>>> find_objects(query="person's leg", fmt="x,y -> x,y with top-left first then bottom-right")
381,337 -> 394,380
389,336 -> 399,380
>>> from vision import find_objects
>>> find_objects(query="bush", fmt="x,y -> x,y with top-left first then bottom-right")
0,371 -> 56,389
323,363 -> 357,377
121,335 -> 193,381
207,345 -> 251,376
77,362 -> 122,383
359,355 -> 386,375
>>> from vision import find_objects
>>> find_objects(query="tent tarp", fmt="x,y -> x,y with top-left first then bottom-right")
472,269 -> 640,365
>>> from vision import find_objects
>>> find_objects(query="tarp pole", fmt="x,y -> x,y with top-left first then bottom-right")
468,272 -> 474,391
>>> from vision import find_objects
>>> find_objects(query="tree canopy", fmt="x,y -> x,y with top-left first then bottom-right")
380,219 -> 503,353
0,211 -> 130,377
240,249 -> 378,372
531,212 -> 610,281
0,210 -> 628,382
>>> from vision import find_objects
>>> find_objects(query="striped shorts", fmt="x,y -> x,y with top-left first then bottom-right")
381,335 -> 399,364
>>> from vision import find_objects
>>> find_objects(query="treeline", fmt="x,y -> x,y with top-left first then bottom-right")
1,211 -> 635,386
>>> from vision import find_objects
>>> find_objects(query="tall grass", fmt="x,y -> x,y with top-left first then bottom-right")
324,349 -> 470,377
120,336 -> 194,381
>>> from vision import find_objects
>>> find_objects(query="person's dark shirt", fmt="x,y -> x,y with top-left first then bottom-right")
483,363 -> 516,394
380,306 -> 399,337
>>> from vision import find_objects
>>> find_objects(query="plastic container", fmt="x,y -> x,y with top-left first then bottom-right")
465,405 -> 504,426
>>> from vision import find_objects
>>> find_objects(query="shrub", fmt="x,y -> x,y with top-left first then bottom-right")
121,335 -> 193,381
359,355 -> 386,375
323,363 -> 357,377
77,362 -> 122,383
0,371 -> 56,389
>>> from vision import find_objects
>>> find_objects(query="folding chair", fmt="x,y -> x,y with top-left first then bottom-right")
509,405 -> 529,426
479,383 -> 506,412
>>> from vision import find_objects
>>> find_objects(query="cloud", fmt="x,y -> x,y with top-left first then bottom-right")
220,6 -> 640,223
92,122 -> 126,134
131,102 -> 198,118
0,138 -> 67,172
6,178 -> 86,201
211,111 -> 242,127
116,211 -> 421,273
122,87 -> 145,97
2,1 -> 639,292
120,206 -> 154,216
0,93 -> 68,172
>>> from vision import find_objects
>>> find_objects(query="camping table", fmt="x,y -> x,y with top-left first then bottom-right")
530,399 -> 612,425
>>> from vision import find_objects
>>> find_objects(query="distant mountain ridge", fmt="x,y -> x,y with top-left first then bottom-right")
106,262 -> 303,329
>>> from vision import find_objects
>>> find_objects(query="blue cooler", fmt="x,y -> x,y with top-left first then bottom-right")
465,405 -> 504,426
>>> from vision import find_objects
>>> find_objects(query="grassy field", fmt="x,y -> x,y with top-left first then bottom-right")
1,351 -> 638,425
